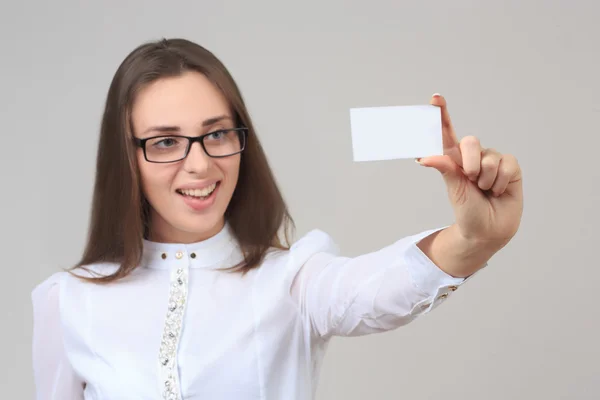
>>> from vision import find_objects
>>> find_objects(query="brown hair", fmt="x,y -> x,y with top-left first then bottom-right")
71,38 -> 293,283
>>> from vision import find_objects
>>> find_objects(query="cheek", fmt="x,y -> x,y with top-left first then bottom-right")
216,157 -> 240,202
138,158 -> 178,202
216,157 -> 241,190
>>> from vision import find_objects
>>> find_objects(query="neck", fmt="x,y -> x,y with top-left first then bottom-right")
147,214 -> 225,244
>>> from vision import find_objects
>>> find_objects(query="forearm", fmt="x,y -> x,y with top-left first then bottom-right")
293,228 -> 470,337
417,224 -> 505,278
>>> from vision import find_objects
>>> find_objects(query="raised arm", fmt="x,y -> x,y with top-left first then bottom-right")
290,94 -> 522,339
290,228 -> 469,338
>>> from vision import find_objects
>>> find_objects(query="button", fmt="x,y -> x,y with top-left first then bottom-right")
161,253 -> 167,260
448,285 -> 458,291
190,252 -> 196,259
420,303 -> 431,310
437,293 -> 449,300
175,251 -> 183,259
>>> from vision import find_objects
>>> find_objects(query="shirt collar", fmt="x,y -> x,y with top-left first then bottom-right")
141,223 -> 242,270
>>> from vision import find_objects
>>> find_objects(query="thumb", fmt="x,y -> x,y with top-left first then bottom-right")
417,155 -> 461,175
417,155 -> 467,197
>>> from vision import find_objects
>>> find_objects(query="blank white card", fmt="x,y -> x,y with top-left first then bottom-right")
349,105 -> 443,162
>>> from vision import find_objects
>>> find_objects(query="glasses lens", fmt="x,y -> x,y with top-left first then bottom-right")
144,136 -> 188,162
203,129 -> 245,157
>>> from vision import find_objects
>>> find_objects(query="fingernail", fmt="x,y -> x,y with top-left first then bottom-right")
415,158 -> 424,165
432,93 -> 441,98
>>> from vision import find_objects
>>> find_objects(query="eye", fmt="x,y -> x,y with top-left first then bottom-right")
148,136 -> 185,149
205,130 -> 226,141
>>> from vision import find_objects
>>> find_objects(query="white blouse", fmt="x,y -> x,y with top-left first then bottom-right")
31,224 -> 468,400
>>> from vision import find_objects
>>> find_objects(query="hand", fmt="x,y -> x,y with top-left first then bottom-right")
417,94 -> 523,249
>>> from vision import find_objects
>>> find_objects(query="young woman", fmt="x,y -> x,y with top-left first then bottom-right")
31,38 -> 523,400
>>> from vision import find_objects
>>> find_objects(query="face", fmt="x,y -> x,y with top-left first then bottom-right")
131,71 -> 241,243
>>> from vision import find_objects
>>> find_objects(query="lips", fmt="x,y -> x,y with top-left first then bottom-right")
176,182 -> 218,198
176,181 -> 221,212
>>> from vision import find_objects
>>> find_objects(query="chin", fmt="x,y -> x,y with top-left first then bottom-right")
147,182 -> 233,243
180,213 -> 226,240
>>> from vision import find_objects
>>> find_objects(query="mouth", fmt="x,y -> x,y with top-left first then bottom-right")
176,182 -> 219,200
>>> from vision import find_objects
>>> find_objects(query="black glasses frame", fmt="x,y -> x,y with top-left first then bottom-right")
133,127 -> 249,163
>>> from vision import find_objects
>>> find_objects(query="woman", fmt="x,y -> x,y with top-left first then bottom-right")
31,38 -> 523,400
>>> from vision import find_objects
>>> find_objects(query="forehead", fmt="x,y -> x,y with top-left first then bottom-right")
131,71 -> 231,134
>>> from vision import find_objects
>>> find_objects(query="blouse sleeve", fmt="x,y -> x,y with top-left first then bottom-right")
289,228 -> 477,339
31,272 -> 84,400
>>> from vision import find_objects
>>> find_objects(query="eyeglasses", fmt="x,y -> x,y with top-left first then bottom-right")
133,128 -> 248,163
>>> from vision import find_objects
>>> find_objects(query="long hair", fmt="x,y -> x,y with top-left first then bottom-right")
72,38 -> 293,283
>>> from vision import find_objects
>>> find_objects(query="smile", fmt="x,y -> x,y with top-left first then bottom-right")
176,182 -> 218,199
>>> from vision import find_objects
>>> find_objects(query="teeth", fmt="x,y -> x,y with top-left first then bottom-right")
179,183 -> 217,198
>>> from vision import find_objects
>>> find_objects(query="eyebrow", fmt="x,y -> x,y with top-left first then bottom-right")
141,115 -> 233,135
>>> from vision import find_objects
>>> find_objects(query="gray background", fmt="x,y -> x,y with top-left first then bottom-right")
2,0 -> 598,399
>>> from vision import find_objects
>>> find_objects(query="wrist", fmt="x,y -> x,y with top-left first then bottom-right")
448,224 -> 509,255
417,224 -> 500,278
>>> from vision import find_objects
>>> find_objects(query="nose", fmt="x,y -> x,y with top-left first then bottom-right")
182,141 -> 211,175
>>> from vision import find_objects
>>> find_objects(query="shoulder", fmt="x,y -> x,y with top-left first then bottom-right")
31,272 -> 69,336
31,263 -> 121,332
266,228 -> 339,259
289,229 -> 340,261
31,262 -> 120,302
72,261 -> 121,277
261,229 -> 340,276
31,271 -> 67,307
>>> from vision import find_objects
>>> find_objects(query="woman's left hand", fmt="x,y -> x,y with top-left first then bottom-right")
417,94 -> 523,249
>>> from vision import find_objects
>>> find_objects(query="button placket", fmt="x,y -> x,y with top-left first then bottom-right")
158,253 -> 189,400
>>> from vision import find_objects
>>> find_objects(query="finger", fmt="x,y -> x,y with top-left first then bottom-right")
477,149 -> 502,191
430,94 -> 460,154
459,136 -> 482,181
491,154 -> 520,197
417,155 -> 469,206
417,155 -> 459,175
